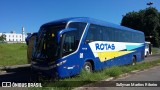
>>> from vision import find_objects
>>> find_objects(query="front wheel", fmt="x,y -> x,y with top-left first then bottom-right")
83,62 -> 93,73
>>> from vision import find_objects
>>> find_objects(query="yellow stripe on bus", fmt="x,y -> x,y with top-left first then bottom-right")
97,51 -> 135,62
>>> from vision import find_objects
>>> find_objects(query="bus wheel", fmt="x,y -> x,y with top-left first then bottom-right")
131,56 -> 136,66
84,62 -> 92,73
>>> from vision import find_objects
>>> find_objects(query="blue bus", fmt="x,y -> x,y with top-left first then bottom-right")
30,17 -> 145,78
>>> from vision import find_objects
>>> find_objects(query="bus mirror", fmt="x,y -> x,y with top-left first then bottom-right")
62,28 -> 77,33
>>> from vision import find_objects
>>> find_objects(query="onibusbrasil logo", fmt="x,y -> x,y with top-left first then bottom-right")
2,82 -> 42,87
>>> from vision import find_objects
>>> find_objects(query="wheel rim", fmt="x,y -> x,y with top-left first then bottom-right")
85,65 -> 91,72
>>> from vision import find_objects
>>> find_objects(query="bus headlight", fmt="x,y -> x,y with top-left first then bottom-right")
55,60 -> 66,67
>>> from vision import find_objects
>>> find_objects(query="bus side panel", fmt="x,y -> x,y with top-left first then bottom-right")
80,44 -> 103,71
87,41 -> 145,68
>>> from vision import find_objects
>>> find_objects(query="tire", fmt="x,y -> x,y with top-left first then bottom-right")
131,56 -> 136,66
83,62 -> 93,73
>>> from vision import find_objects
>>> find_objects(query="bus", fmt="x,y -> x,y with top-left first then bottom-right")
30,17 -> 145,78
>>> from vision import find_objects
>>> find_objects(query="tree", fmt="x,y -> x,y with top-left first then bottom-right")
0,34 -> 6,43
121,7 -> 160,47
121,11 -> 141,30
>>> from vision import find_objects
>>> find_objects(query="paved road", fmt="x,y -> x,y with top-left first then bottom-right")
0,65 -> 31,83
76,65 -> 160,90
0,55 -> 159,87
143,54 -> 160,62
75,55 -> 160,90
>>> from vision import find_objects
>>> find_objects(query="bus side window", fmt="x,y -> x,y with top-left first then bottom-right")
85,25 -> 94,43
102,27 -> 109,41
86,31 -> 94,42
85,24 -> 103,43
62,31 -> 76,56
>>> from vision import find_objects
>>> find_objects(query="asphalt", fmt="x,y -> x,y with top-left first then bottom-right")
0,64 -> 30,70
75,65 -> 160,90
74,54 -> 160,90
0,64 -> 31,83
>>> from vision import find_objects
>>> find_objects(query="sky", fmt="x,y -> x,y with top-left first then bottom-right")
0,0 -> 160,34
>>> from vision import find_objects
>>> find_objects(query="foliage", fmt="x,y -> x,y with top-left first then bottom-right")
152,47 -> 160,54
121,7 -> 160,47
0,34 -> 6,43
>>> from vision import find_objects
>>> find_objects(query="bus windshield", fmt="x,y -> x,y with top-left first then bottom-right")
34,23 -> 66,61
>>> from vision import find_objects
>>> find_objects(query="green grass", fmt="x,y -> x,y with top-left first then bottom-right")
30,59 -> 160,90
0,43 -> 27,66
152,47 -> 160,55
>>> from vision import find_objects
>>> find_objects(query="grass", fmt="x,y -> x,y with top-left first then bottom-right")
0,43 -> 27,66
152,47 -> 160,55
30,59 -> 160,90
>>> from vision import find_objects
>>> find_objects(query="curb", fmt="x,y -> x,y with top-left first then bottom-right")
0,64 -> 30,70
73,69 -> 146,90
74,65 -> 160,90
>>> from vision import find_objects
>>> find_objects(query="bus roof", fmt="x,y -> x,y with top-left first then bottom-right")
42,17 -> 144,34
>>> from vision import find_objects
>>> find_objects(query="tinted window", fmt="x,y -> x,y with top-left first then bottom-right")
86,24 -> 103,42
86,24 -> 144,43
63,31 -> 76,56
62,22 -> 87,56
68,22 -> 87,43
34,23 -> 66,60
